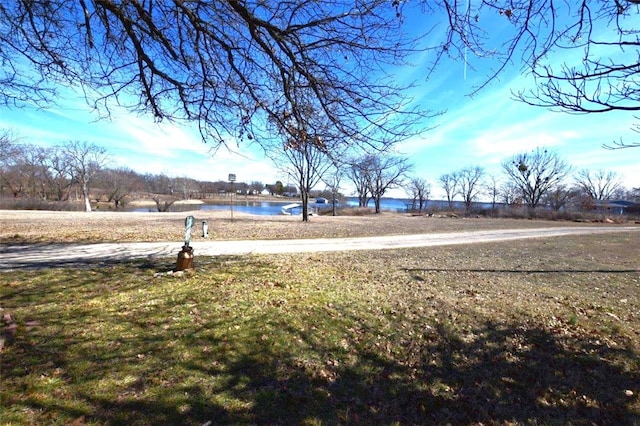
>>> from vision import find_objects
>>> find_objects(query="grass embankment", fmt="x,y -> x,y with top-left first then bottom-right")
1,233 -> 639,424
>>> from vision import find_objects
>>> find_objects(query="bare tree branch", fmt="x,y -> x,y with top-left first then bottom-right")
0,1 -> 432,152
433,0 -> 640,145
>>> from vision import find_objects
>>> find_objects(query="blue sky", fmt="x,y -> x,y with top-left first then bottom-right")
0,6 -> 638,200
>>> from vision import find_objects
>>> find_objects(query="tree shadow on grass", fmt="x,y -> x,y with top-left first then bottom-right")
0,242 -> 180,271
3,265 -> 639,424
66,318 -> 639,424
264,322 -> 637,424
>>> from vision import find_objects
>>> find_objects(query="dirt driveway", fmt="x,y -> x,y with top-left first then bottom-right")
1,226 -> 637,270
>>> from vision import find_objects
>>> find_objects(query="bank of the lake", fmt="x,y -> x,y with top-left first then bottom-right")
127,197 -> 492,215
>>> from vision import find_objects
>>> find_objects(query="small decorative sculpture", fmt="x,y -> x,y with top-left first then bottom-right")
184,215 -> 195,247
176,215 -> 196,271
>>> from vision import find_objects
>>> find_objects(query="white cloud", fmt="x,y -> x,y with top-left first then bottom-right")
104,116 -> 281,183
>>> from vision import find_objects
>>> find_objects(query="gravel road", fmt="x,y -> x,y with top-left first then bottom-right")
1,226 -> 637,270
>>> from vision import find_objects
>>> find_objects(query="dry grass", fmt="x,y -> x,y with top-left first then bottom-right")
0,209 -> 615,243
1,209 -> 639,424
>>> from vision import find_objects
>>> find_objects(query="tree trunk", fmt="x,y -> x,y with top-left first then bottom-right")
331,194 -> 337,216
374,196 -> 381,214
82,183 -> 92,212
301,192 -> 309,222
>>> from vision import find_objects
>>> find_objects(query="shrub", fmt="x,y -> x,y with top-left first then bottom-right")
0,197 -> 83,211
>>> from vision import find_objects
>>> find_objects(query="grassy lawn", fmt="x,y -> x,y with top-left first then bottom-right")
1,233 -> 639,424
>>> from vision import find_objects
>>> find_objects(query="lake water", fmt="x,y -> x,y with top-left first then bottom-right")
202,201 -> 295,216
133,197 -> 492,215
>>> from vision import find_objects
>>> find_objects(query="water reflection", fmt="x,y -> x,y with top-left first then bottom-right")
201,201 -> 295,216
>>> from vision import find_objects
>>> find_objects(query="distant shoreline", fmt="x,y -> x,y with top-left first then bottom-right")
122,195 -> 301,208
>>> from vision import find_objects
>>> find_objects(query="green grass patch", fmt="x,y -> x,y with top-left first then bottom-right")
1,234 -> 639,424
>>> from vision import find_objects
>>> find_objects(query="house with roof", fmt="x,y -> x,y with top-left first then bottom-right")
593,200 -> 640,215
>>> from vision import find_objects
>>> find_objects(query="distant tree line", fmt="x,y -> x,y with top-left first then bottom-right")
0,131 -> 295,211
428,148 -> 640,217
2,130 -> 638,216
343,147 -> 639,217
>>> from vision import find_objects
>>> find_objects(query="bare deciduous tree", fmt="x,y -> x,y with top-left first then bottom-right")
267,105 -> 337,222
431,1 -> 639,146
456,166 -> 485,212
574,169 -> 624,201
20,144 -> 50,199
499,182 -> 522,208
152,196 -> 177,213
173,177 -> 200,200
0,1 -> 429,152
97,167 -> 141,209
3,1 -> 637,151
627,187 -> 640,203
44,147 -> 73,201
0,130 -> 24,196
63,141 -> 109,212
249,181 -> 265,195
502,148 -> 571,214
322,165 -> 344,217
438,173 -> 458,210
543,185 -> 579,212
0,136 -> 74,200
347,157 -> 374,208
367,155 -> 413,214
485,175 -> 501,212
407,177 -> 431,213
346,153 -> 412,213
0,130 -> 19,163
